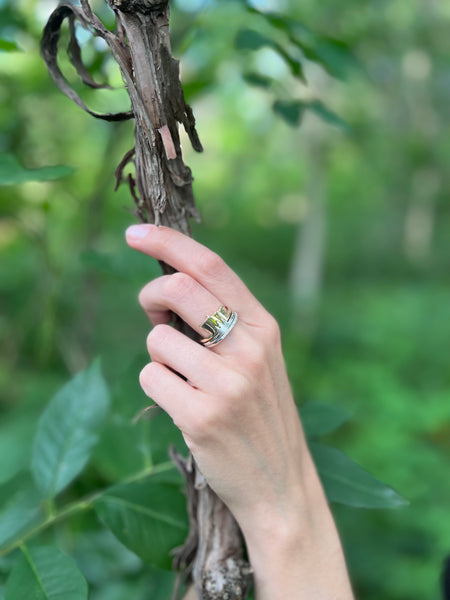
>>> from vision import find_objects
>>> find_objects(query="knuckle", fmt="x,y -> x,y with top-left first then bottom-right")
152,227 -> 171,254
221,372 -> 250,404
146,323 -> 171,351
163,272 -> 196,304
241,342 -> 267,377
187,376 -> 249,441
139,362 -> 157,390
138,284 -> 149,309
198,249 -> 226,280
189,409 -> 217,441
188,399 -> 236,442
263,313 -> 281,346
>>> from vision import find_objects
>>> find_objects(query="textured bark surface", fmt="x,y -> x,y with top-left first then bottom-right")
41,2 -> 252,598
171,450 -> 252,600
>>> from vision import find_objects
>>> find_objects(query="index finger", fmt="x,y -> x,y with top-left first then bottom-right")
125,224 -> 265,320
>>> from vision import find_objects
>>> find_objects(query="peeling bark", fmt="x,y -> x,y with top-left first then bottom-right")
41,2 -> 252,598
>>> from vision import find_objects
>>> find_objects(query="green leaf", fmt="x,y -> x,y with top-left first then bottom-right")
243,72 -> 274,89
95,476 -> 188,569
5,546 -> 88,600
0,472 -> 44,551
0,154 -> 74,186
71,529 -> 142,584
245,6 -> 310,38
310,442 -> 409,509
273,99 -> 348,130
273,100 -> 304,126
307,100 -> 349,131
235,29 -> 305,81
89,569 -> 176,600
93,357 -> 185,480
182,77 -> 213,102
94,415 -> 153,480
305,36 -> 361,80
235,28 -> 273,51
31,360 -> 110,499
93,356 -> 154,480
0,39 -> 21,52
300,401 -> 351,438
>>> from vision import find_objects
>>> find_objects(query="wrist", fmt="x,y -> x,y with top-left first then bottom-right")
238,447 -> 326,550
239,452 -> 354,600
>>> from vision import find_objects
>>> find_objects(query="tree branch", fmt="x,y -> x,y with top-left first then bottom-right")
41,2 -> 252,598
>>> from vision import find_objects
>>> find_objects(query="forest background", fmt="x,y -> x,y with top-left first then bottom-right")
0,0 -> 449,599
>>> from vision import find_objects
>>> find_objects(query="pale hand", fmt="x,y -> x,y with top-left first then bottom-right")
126,224 -> 354,600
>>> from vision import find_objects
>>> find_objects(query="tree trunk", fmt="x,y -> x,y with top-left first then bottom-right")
42,1 -> 252,598
289,147 -> 327,334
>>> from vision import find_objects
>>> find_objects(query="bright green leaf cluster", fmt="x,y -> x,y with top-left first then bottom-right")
0,361 -> 188,598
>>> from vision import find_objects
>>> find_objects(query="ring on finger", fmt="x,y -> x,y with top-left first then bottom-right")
200,305 -> 238,348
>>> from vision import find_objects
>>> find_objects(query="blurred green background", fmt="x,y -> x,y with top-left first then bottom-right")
1,0 -> 449,598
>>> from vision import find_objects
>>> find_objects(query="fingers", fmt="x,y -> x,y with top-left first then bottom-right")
126,224 -> 265,321
139,361 -> 202,428
139,272 -> 222,337
145,324 -> 223,392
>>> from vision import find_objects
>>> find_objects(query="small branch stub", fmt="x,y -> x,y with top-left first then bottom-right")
159,125 -> 177,160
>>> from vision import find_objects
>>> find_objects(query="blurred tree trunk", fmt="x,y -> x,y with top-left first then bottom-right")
400,81 -> 439,265
289,141 -> 327,333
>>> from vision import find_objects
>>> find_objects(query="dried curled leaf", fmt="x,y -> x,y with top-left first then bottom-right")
67,15 -> 111,90
41,3 -> 134,121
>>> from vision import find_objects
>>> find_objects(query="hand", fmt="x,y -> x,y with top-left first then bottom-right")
126,224 -> 354,600
126,224 -> 307,523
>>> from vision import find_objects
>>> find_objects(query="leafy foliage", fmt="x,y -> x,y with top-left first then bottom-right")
0,363 -> 188,597
1,0 -> 448,599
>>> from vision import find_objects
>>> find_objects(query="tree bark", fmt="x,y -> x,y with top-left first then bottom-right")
42,2 -> 252,598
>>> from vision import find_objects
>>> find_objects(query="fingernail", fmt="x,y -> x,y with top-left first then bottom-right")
126,224 -> 154,240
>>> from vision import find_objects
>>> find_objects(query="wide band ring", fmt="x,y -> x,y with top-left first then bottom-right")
200,305 -> 238,348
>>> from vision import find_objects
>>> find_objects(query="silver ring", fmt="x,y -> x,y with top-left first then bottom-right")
200,305 -> 238,348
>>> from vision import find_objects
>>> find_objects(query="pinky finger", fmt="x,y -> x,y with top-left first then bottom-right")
139,361 -> 200,429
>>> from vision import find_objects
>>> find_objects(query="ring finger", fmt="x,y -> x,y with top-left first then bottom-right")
139,272 -> 241,348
